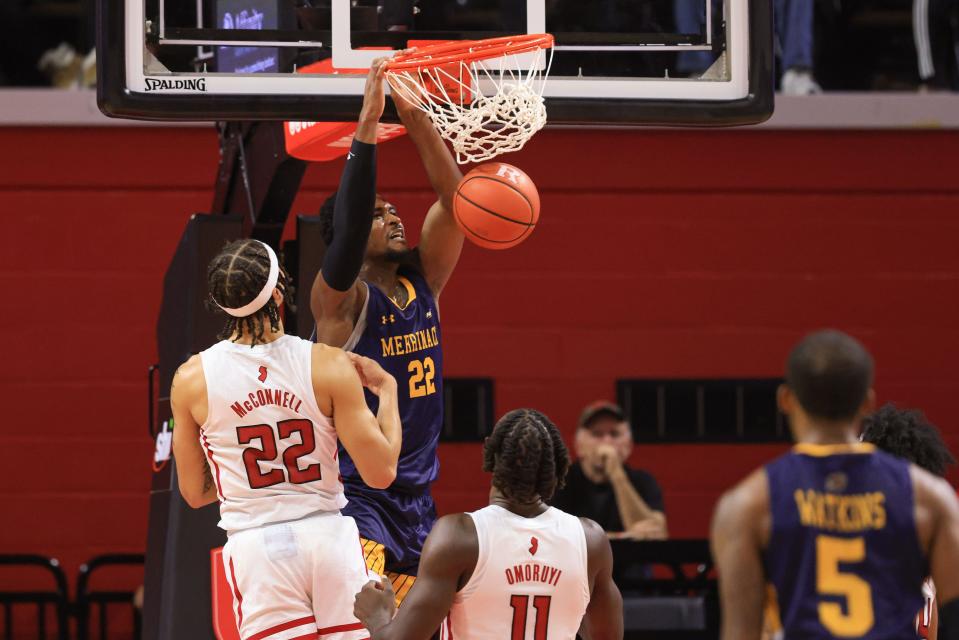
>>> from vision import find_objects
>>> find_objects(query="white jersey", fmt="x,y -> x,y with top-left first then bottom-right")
197,335 -> 346,534
448,505 -> 590,640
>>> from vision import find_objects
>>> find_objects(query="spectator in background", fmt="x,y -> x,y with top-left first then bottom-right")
773,0 -> 820,94
0,0 -> 49,86
674,0 -> 821,94
674,0 -> 720,78
0,0 -> 95,88
914,0 -> 959,91
551,401 -> 668,540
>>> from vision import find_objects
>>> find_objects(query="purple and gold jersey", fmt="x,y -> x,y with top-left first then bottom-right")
765,443 -> 927,639
339,267 -> 443,573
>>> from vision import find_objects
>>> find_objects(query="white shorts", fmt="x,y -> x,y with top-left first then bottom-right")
221,512 -> 371,640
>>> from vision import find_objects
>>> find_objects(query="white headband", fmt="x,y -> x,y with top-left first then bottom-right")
215,240 -> 280,318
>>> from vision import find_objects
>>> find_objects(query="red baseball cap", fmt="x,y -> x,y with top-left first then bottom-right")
578,401 -> 626,430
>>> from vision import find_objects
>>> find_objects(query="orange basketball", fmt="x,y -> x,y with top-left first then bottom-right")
452,163 -> 540,250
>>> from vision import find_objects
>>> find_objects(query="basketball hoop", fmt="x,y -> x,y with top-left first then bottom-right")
384,34 -> 554,164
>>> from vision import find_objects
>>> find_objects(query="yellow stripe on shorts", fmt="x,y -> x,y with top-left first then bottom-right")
359,537 -> 416,607
361,537 -> 387,576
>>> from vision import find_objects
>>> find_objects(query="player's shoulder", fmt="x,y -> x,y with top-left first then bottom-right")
577,517 -> 610,551
433,512 -> 478,541
710,468 -> 772,552
310,340 -> 344,358
763,446 -> 803,470
577,516 -> 605,541
714,467 -> 770,533
423,513 -> 479,561
174,354 -> 204,385
910,463 -> 959,557
311,339 -> 351,359
312,275 -> 368,335
911,463 -> 959,513
869,446 -> 914,470
418,513 -> 480,584
721,467 -> 770,502
310,343 -> 354,377
576,517 -> 613,577
172,354 -> 205,401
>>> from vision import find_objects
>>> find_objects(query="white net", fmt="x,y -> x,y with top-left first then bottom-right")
386,44 -> 553,164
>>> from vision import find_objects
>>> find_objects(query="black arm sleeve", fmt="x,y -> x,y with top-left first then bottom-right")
940,597 -> 959,640
321,138 -> 377,292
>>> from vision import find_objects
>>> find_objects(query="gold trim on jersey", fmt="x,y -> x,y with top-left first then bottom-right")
388,276 -> 418,311
793,442 -> 876,457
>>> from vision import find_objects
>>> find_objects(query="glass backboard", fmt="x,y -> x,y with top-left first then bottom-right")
97,0 -> 773,124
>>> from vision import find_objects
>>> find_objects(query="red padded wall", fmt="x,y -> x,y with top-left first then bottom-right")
1,126 -> 957,610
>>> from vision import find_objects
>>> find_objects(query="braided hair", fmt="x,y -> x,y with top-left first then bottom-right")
206,239 -> 295,345
483,409 -> 571,504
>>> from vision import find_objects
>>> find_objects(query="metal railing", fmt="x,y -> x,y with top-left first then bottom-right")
0,555 -> 70,640
76,554 -> 145,640
610,539 -> 719,640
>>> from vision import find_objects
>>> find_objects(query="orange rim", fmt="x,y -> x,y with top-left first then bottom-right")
384,34 -> 554,71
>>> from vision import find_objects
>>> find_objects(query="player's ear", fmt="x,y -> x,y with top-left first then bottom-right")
271,288 -> 283,306
777,384 -> 794,415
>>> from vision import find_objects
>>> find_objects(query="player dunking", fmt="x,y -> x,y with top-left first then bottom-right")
352,409 -> 624,640
171,239 -> 402,640
712,330 -> 959,640
311,57 -> 464,598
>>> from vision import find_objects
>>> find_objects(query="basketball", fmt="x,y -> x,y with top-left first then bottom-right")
452,163 -> 540,250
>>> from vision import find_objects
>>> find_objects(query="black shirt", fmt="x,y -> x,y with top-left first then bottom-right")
551,461 -> 665,532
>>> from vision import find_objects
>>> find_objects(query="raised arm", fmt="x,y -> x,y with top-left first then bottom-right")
313,345 -> 401,489
354,514 -> 478,640
392,82 -> 464,297
711,469 -> 770,640
580,518 -> 624,640
311,60 -> 387,346
170,356 -> 219,509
